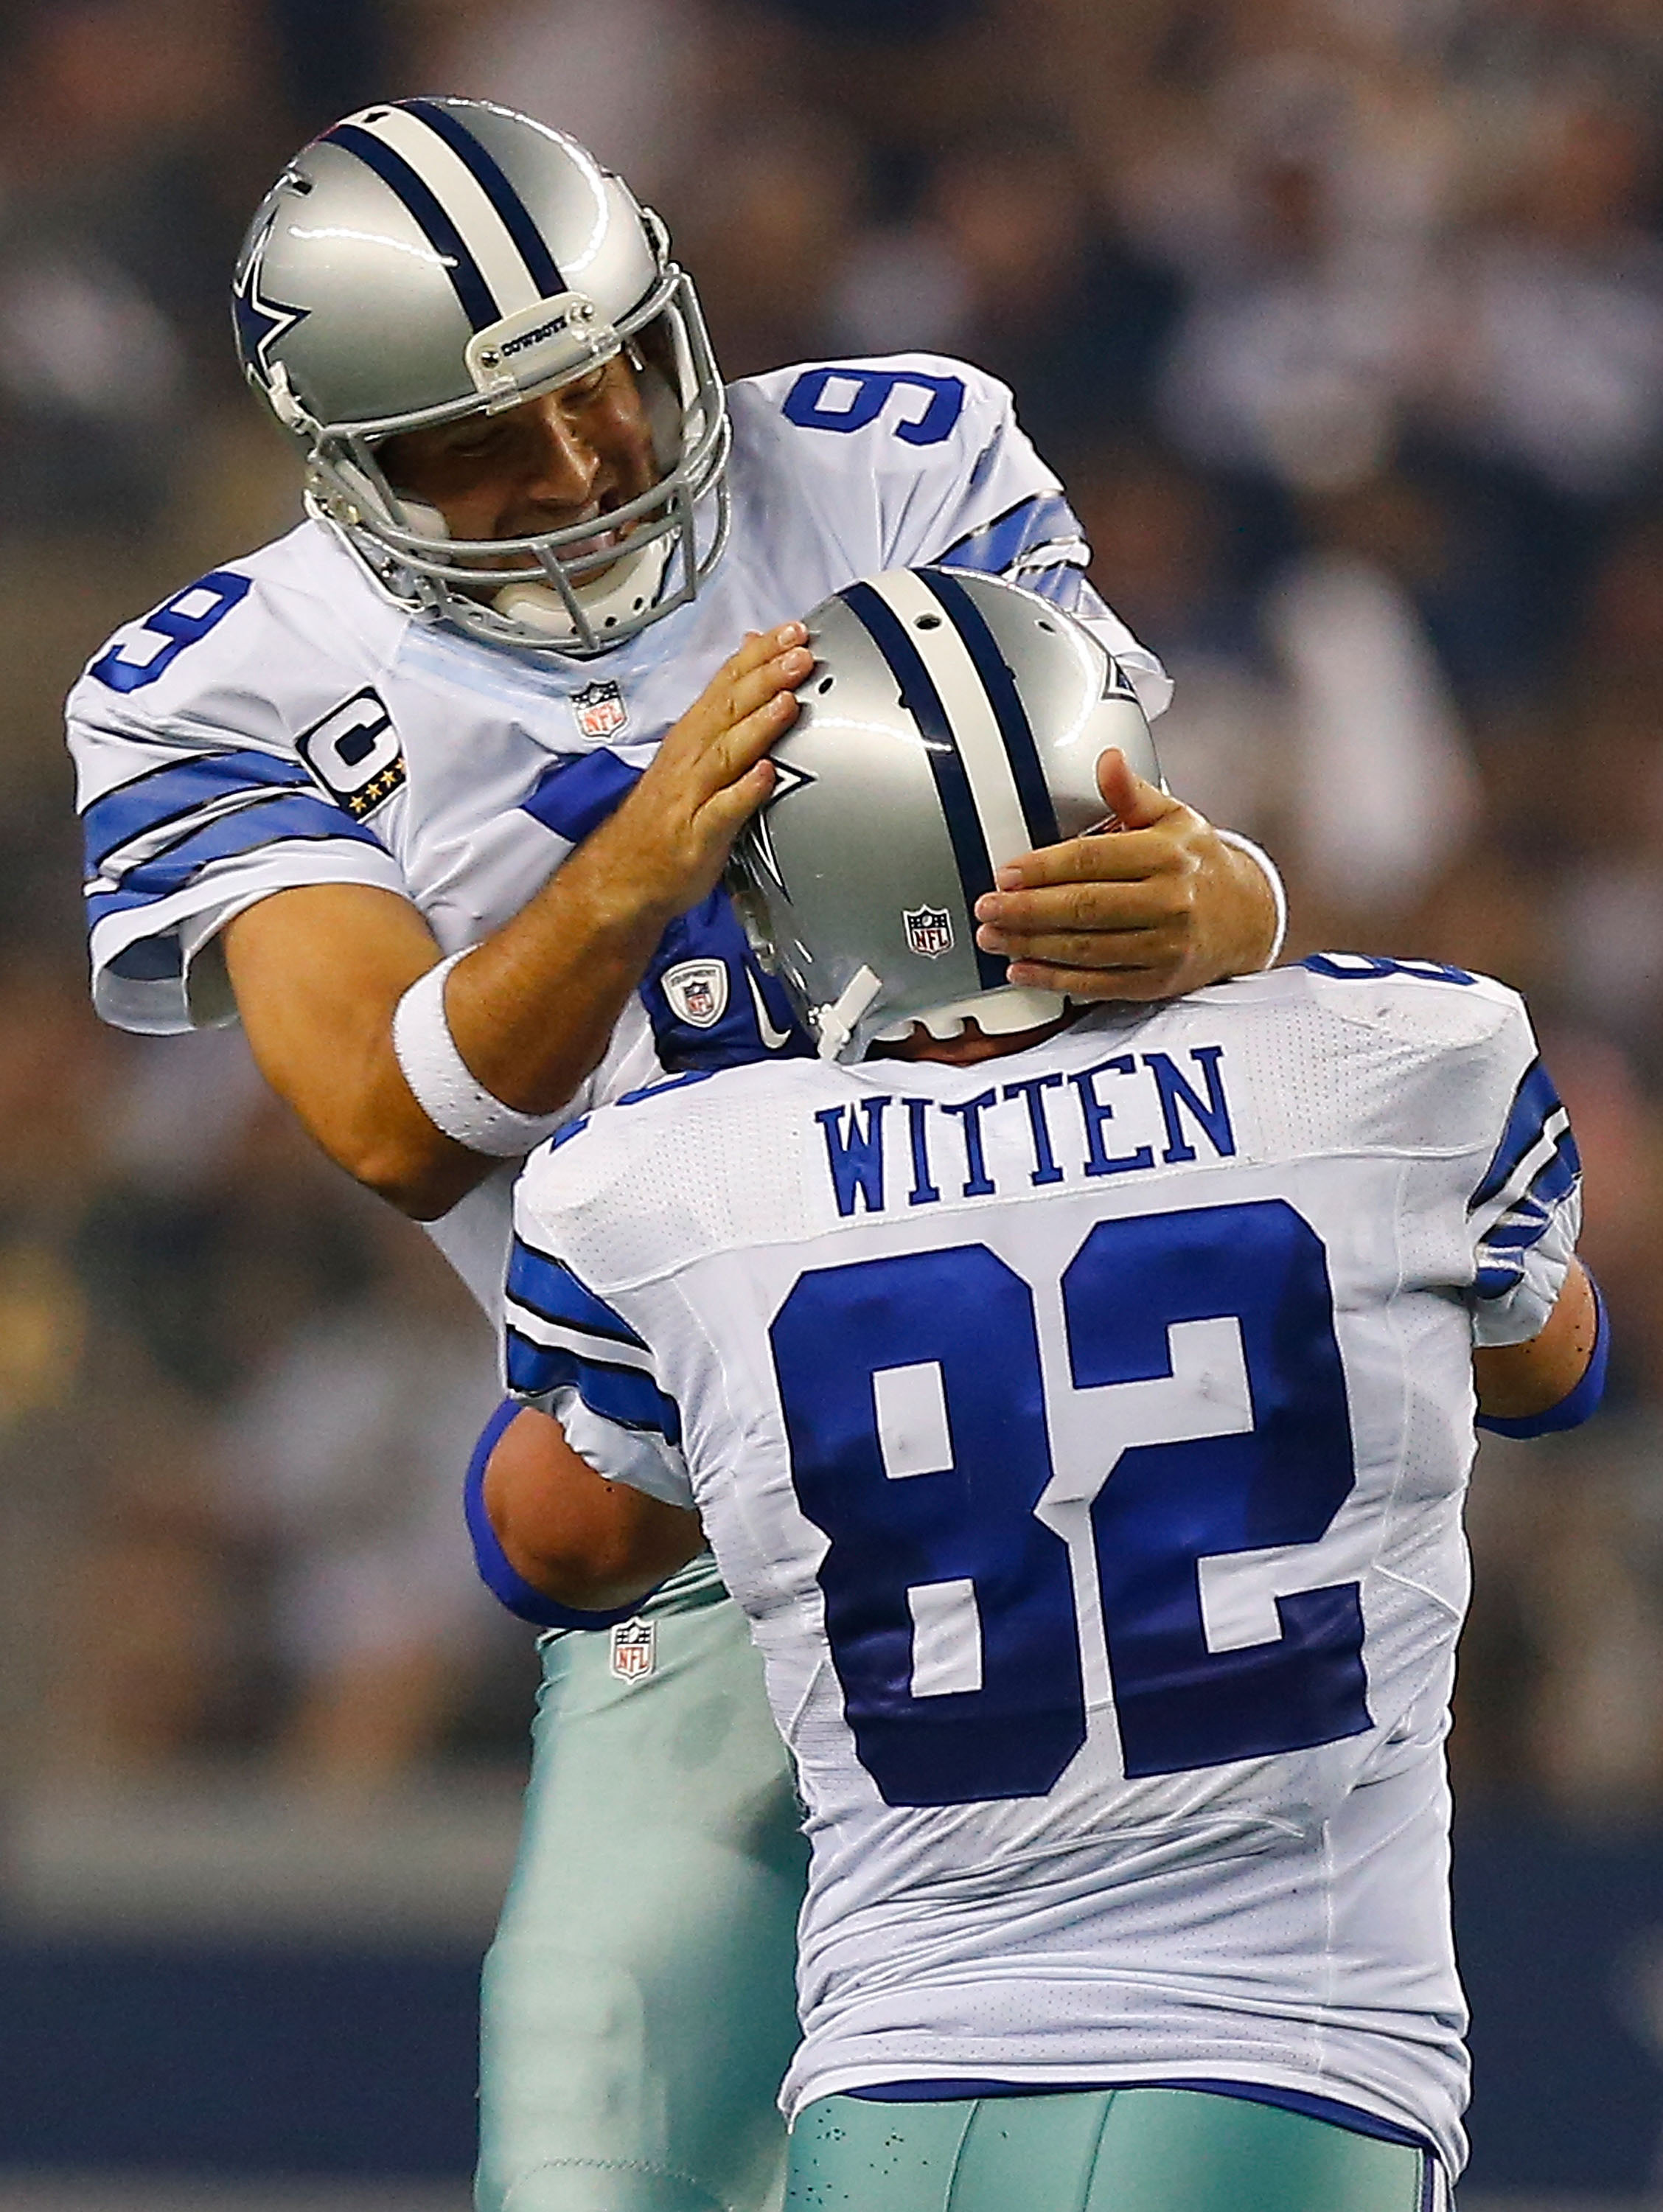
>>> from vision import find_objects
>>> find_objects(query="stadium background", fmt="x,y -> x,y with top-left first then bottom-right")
0,0 -> 1660,2203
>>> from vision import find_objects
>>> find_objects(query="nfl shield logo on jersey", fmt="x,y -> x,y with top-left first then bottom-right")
610,1617 -> 656,1682
662,957 -> 729,1029
904,905 -> 955,959
571,680 -> 629,740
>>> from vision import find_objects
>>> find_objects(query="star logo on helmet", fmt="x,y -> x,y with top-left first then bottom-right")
232,214 -> 310,380
748,758 -> 815,893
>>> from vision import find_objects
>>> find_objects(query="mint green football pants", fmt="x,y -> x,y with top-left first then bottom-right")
476,1559 -> 805,2212
787,2089 -> 1446,2211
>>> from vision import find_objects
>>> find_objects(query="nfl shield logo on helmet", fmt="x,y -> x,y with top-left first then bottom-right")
571,680 -> 630,740
610,1617 -> 656,1682
662,957 -> 729,1029
903,906 -> 955,959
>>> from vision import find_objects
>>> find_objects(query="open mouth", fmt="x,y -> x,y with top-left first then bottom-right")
561,494 -> 638,563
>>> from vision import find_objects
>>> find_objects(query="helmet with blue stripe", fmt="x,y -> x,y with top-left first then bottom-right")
232,98 -> 728,655
727,568 -> 1162,1061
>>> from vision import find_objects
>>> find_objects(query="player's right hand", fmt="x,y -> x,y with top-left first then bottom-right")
578,624 -> 810,930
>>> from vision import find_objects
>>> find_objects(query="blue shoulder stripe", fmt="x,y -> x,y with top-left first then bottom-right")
1471,1060 -> 1569,1212
504,1326 -> 681,1444
506,1237 -> 647,1348
83,751 -> 312,874
521,750 -> 641,844
1020,563 -> 1092,610
85,792 -> 380,927
401,100 -> 565,298
324,122 -> 501,332
933,493 -> 1081,578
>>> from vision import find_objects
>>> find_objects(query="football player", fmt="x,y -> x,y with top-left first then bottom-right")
66,103 -> 1286,2211
478,568 -> 1602,2212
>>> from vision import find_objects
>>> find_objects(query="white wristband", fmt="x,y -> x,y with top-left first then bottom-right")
391,951 -> 569,1158
1213,829 -> 1288,970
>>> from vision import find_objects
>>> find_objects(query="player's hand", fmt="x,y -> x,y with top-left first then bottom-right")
972,749 -> 1280,1002
577,624 -> 809,931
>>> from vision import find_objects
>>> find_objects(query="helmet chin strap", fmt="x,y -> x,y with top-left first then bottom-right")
376,475 -> 680,648
493,532 -> 676,643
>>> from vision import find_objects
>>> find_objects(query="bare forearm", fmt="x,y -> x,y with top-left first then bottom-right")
228,627 -> 808,1220
484,1405 -> 702,1610
1474,1259 -> 1600,1421
441,809 -> 680,1116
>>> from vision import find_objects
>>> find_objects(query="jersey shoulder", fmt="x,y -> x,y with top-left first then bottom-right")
1205,956 -> 1541,1166
725,352 -> 1067,582
728,352 -> 1022,492
515,1059 -> 838,1290
66,521 -> 405,765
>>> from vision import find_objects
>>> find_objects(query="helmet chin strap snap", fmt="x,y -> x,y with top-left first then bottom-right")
814,967 -> 885,1062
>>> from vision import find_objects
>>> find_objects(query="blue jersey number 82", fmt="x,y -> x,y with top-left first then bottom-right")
769,1199 -> 1370,1807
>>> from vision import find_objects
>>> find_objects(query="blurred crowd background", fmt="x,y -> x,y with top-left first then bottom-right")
2,0 -> 1662,1822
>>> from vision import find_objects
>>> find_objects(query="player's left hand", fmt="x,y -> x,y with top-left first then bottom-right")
972,749 -> 1280,1002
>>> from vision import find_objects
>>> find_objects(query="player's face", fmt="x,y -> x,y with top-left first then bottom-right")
380,355 -> 659,561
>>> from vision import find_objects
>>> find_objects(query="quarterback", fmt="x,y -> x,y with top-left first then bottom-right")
66,101 -> 1284,2211
482,569 -> 1603,2212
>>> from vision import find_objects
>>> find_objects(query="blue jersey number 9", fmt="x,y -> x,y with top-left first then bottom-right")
769,1199 -> 1371,1807
90,570 -> 251,695
782,366 -> 966,447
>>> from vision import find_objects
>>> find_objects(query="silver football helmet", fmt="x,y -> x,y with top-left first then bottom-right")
728,568 -> 1163,1061
231,97 -> 728,655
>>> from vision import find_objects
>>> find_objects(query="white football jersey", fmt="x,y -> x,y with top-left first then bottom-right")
66,355 -> 1167,1316
506,958 -> 1582,2172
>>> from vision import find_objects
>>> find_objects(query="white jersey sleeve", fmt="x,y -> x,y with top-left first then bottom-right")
736,353 -> 1171,716
503,1163 -> 694,1509
1296,952 -> 1581,1348
66,546 -> 410,1035
1458,1000 -> 1581,1347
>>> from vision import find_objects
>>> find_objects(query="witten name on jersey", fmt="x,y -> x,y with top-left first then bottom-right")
66,355 -> 1166,1317
504,956 -> 1581,2173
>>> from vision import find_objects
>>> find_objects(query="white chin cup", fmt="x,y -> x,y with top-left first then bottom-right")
493,532 -> 675,643
873,984 -> 1070,1044
396,495 -> 450,540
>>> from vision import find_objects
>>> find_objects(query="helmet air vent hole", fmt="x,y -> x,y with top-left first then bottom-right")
817,676 -> 834,694
1036,619 -> 1056,632
914,613 -> 941,630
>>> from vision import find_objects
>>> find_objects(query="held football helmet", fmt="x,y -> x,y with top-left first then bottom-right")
727,568 -> 1163,1061
231,98 -> 729,655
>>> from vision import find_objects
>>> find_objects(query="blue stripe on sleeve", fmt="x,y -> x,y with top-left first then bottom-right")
506,1237 -> 647,1348
82,751 -> 312,874
1020,562 -> 1091,610
933,493 -> 1081,577
85,792 -> 380,927
504,1327 -> 683,1443
464,1398 -> 641,1630
520,750 -> 642,844
1471,1060 -> 1569,1212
